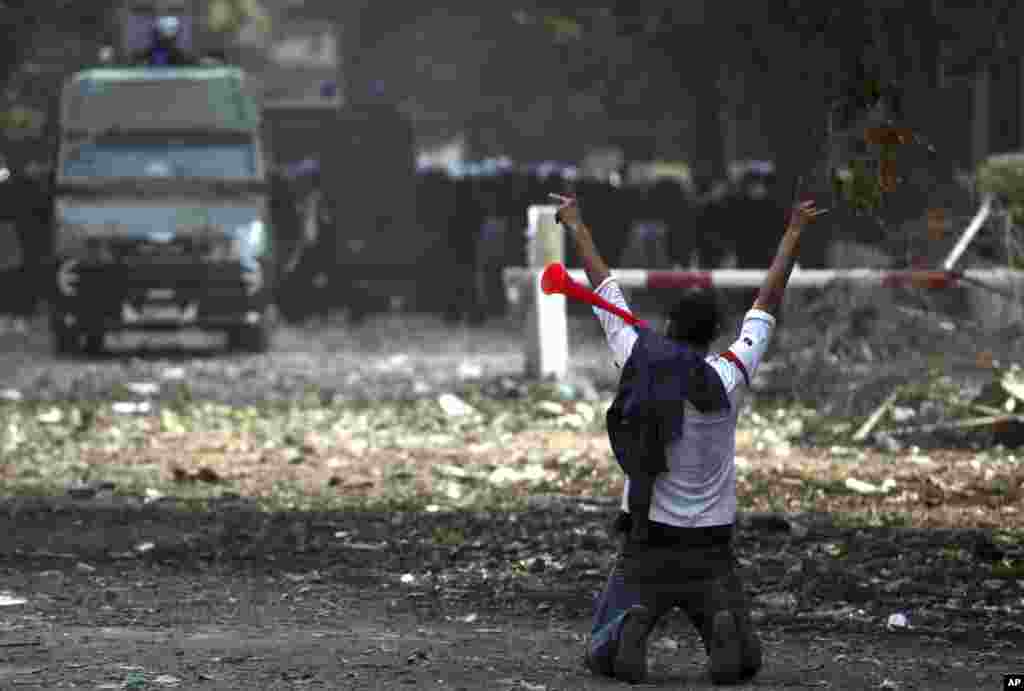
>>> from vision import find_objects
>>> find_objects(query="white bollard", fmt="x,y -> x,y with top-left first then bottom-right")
524,205 -> 568,380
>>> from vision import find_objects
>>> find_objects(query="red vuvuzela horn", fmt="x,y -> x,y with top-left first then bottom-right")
541,262 -> 649,328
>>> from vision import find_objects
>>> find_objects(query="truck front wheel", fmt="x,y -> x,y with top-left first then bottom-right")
52,327 -> 80,356
228,323 -> 271,353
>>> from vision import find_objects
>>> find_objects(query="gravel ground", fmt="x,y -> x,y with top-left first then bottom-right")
0,313 -> 621,406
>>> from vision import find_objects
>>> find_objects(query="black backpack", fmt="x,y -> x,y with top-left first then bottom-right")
606,327 -> 731,542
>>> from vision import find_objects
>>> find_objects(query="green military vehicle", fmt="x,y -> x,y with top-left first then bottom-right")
50,65 -> 276,354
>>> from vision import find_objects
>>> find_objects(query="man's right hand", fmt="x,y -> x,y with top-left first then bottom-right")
550,193 -> 582,230
548,193 -> 611,288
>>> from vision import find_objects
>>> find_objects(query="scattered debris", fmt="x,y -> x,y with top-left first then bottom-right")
112,401 -> 152,415
873,432 -> 904,453
890,406 -> 916,423
555,383 -> 576,401
845,477 -> 897,495
0,388 -> 22,402
172,466 -> 223,484
1003,366 -> 1024,403
853,389 -> 902,442
790,521 -> 810,539
438,393 -> 476,417
36,408 -> 62,424
744,513 -> 793,533
376,354 -> 411,373
126,381 -> 160,397
575,402 -> 596,424
160,367 -> 187,382
407,649 -> 430,664
457,361 -> 484,380
537,401 -> 565,417
67,480 -> 116,500
0,592 -> 27,606
123,671 -> 147,690
433,463 -> 470,480
885,414 -> 1024,437
755,592 -> 798,611
487,465 -> 547,486
341,542 -> 387,552
886,612 -> 909,629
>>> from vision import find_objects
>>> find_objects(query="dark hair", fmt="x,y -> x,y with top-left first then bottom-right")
664,290 -> 722,349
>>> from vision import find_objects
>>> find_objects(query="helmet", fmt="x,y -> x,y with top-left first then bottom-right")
156,15 -> 180,39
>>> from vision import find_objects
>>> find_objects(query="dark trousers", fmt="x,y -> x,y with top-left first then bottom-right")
587,520 -> 759,673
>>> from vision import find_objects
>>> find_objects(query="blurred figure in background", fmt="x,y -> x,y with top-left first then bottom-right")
444,174 -> 483,324
416,167 -> 459,316
268,164 -> 301,321
472,174 -> 509,323
0,154 -> 26,319
277,158 -> 334,324
619,180 -> 683,271
695,179 -> 738,271
132,16 -> 197,66
617,179 -> 682,318
0,158 -> 50,320
662,179 -> 700,270
733,164 -> 784,271
733,164 -> 785,313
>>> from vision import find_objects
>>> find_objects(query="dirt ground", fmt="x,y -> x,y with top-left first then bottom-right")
0,314 -> 1022,690
1,497 -> 1021,690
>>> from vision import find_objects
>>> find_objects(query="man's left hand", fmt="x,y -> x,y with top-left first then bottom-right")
787,199 -> 829,230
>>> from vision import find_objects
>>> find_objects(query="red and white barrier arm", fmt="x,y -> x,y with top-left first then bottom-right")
504,267 -> 1024,300
509,202 -> 1023,381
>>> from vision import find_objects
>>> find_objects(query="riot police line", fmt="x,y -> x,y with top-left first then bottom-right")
0,156 -> 794,325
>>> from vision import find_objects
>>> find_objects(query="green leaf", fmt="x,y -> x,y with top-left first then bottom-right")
542,14 -> 583,41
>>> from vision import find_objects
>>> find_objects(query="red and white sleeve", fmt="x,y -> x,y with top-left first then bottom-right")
592,277 -> 638,369
714,309 -> 776,390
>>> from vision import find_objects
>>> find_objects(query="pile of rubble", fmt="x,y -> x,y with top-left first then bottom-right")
842,363 -> 1024,451
764,281 -> 1024,450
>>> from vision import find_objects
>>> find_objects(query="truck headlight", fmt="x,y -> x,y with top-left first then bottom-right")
239,219 -> 267,257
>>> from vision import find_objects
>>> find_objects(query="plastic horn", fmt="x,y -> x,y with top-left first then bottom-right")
540,262 -> 649,328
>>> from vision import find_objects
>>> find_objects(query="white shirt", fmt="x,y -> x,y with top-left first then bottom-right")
592,276 -> 776,528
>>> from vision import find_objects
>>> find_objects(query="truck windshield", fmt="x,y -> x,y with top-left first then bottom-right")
58,203 -> 263,238
62,134 -> 257,179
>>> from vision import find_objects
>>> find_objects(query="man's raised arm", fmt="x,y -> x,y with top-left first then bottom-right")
751,200 -> 828,316
551,193 -> 637,368
550,194 -> 611,289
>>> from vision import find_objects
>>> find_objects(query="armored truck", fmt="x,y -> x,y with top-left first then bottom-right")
50,65 -> 275,354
